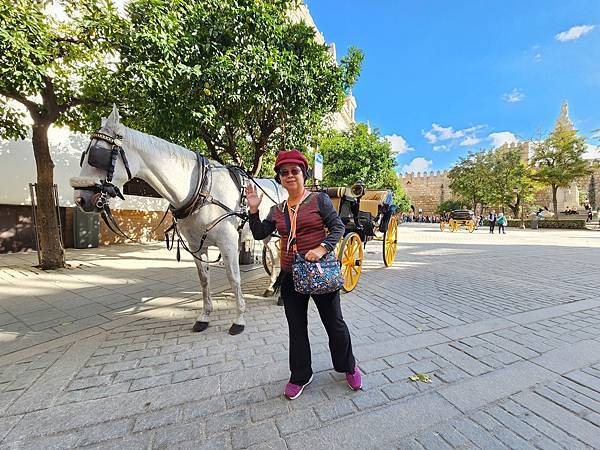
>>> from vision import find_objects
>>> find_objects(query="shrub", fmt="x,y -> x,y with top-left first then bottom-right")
507,219 -> 586,229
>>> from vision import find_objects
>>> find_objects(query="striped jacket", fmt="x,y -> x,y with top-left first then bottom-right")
249,192 -> 344,272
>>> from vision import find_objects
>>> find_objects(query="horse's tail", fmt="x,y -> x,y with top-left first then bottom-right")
272,270 -> 284,295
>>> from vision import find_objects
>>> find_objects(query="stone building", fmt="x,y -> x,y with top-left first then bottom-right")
399,102 -> 599,215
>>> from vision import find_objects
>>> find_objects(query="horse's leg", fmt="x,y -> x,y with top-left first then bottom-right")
263,241 -> 277,297
220,232 -> 245,335
191,252 -> 212,332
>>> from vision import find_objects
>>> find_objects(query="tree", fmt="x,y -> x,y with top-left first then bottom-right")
448,151 -> 492,211
113,0 -> 363,175
436,200 -> 462,215
317,123 -> 410,210
0,0 -> 124,269
488,148 -> 539,219
532,129 -> 592,217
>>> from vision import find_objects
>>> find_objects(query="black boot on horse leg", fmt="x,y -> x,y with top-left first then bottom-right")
229,324 -> 245,335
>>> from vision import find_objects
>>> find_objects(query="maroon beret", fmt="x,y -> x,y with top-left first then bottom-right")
274,149 -> 308,172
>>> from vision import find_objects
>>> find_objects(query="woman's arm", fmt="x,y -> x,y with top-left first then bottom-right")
317,192 -> 345,252
248,206 -> 277,240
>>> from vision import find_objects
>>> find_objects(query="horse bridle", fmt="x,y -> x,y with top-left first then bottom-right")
78,130 -> 138,239
79,130 -> 133,208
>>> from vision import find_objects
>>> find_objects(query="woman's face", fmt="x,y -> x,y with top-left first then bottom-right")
279,163 -> 305,192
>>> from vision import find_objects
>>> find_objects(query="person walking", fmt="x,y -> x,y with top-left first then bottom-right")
488,210 -> 497,233
497,212 -> 507,234
247,149 -> 361,400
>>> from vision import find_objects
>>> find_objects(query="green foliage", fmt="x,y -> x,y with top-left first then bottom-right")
111,0 -> 363,174
448,151 -> 492,209
317,123 -> 409,210
532,129 -> 593,215
507,219 -> 586,229
0,0 -> 125,132
436,199 -> 463,214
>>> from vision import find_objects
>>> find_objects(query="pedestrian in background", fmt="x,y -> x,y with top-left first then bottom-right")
247,149 -> 362,400
488,210 -> 497,233
497,212 -> 506,234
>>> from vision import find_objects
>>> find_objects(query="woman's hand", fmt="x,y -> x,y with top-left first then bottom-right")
305,245 -> 327,262
246,183 -> 263,213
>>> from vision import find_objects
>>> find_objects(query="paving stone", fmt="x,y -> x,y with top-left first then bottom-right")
351,390 -> 388,410
250,398 -> 290,422
515,391 -> 600,448
231,420 -> 279,449
276,409 -> 319,435
75,419 -> 130,446
130,374 -> 172,391
151,422 -> 205,448
381,382 -> 418,400
133,407 -> 180,432
182,397 -> 227,422
285,392 -> 458,449
224,386 -> 267,409
415,430 -> 455,450
69,374 -> 114,391
358,358 -> 390,374
313,398 -> 356,421
206,408 -> 250,435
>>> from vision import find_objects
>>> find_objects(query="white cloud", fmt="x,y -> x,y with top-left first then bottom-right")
502,88 -> 525,103
433,145 -> 449,152
385,134 -> 413,154
422,123 -> 465,144
460,136 -> 481,147
555,25 -> 595,42
488,132 -> 518,147
583,144 -> 600,160
401,157 -> 433,174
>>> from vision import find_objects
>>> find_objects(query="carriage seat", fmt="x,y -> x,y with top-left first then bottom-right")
360,190 -> 389,217
322,187 -> 347,213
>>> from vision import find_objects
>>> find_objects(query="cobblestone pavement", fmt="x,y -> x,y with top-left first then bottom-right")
0,224 -> 599,449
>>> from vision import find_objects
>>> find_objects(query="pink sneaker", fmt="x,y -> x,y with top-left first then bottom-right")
284,375 -> 313,400
346,367 -> 362,390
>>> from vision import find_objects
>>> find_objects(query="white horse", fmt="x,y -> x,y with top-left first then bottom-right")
71,106 -> 285,335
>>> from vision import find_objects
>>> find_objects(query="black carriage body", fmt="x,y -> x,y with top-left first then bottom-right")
319,186 -> 396,242
450,209 -> 474,221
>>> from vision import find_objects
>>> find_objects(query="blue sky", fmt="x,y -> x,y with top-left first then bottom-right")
306,0 -> 600,173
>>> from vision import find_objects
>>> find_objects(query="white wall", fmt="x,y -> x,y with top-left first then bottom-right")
0,126 -> 168,211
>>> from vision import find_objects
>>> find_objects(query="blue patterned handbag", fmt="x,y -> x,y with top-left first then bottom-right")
292,252 -> 345,295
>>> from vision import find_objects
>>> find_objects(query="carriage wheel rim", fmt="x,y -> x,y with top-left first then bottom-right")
342,233 -> 362,292
383,217 -> 398,266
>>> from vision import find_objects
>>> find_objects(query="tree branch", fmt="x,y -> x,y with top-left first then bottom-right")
0,90 -> 40,116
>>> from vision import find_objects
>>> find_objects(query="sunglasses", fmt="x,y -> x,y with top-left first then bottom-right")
279,168 -> 302,177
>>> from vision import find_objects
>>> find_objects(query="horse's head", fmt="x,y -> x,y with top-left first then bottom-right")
70,105 -> 141,213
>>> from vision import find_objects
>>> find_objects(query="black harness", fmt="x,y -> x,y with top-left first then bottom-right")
79,129 -> 279,263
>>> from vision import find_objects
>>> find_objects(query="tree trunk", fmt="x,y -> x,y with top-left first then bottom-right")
32,122 -> 65,269
552,186 -> 559,218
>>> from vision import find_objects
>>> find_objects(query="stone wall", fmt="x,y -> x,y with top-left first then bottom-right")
399,171 -> 453,215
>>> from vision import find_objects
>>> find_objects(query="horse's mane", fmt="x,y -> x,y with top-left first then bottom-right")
122,125 -> 219,166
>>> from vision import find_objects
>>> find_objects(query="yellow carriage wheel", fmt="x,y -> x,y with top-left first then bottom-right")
467,220 -> 475,233
383,216 -> 398,267
439,221 -> 446,231
449,219 -> 456,232
338,232 -> 363,292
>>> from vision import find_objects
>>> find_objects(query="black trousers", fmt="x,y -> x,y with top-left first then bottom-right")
280,271 -> 355,385
489,221 -> 496,233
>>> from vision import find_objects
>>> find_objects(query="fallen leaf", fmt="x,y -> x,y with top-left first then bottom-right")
409,373 -> 432,383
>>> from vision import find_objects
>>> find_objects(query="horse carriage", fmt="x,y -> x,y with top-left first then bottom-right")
263,182 -> 399,293
439,209 -> 476,233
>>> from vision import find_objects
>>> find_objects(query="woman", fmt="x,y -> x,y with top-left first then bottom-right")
247,149 -> 362,400
497,212 -> 506,234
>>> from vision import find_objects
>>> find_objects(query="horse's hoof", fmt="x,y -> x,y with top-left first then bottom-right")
228,324 -> 245,335
263,288 -> 275,297
192,321 -> 209,332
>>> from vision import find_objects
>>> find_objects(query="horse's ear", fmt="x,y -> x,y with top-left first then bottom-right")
106,104 -> 120,126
